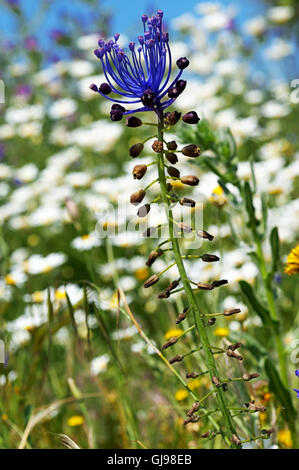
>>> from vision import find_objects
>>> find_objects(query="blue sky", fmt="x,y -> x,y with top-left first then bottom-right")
0,0 -> 265,41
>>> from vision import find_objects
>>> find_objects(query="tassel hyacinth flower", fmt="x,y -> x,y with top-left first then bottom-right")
91,10 -> 264,449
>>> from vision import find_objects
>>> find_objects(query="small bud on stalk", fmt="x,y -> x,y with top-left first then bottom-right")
212,376 -> 221,388
164,111 -> 181,126
141,88 -> 155,107
197,282 -> 214,290
197,229 -> 214,241
211,279 -> 228,288
231,434 -> 241,446
177,57 -> 190,70
130,143 -> 144,158
223,308 -> 241,317
146,249 -> 162,267
243,373 -> 260,382
162,336 -> 178,350
167,166 -> 180,178
180,175 -> 199,186
182,111 -> 200,124
187,402 -> 200,417
130,189 -> 145,205
99,83 -> 112,95
227,342 -> 242,351
132,164 -> 147,180
186,372 -> 199,379
182,144 -> 201,158
201,254 -> 220,262
166,153 -> 178,164
180,197 -> 196,207
184,416 -> 199,426
226,350 -> 243,361
126,116 -> 142,127
152,140 -> 163,153
166,141 -> 178,151
169,354 -> 184,364
208,318 -> 216,325
144,274 -> 160,288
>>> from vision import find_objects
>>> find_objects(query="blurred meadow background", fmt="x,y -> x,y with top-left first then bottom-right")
0,0 -> 299,449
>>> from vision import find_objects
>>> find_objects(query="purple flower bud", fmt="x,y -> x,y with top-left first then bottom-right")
89,83 -> 98,92
98,39 -> 105,47
157,10 -> 163,18
144,31 -> 151,40
141,88 -> 155,107
146,39 -> 155,49
176,57 -> 190,70
168,87 -> 180,99
129,42 -> 135,51
176,80 -> 187,93
182,111 -> 200,124
142,14 -> 148,23
112,104 -> 126,113
99,83 -> 112,95
114,33 -> 120,42
94,48 -> 104,59
138,36 -> 144,45
110,110 -> 123,122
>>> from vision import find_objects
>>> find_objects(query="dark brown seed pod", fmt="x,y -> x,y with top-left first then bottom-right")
129,143 -> 144,158
227,342 -> 242,351
211,279 -> 228,288
212,376 -> 221,388
167,166 -> 180,178
180,175 -> 199,186
168,86 -> 181,99
208,317 -> 216,325
89,83 -> 98,92
184,416 -> 199,426
144,274 -> 159,288
186,372 -> 199,379
222,383 -> 228,392
223,308 -> 241,317
201,254 -> 220,262
158,290 -> 171,299
168,279 -> 181,291
201,431 -> 211,438
152,140 -> 163,153
176,80 -> 187,93
169,354 -> 184,364
162,336 -> 178,350
126,116 -> 142,127
182,111 -> 200,124
164,111 -> 181,126
130,189 -> 146,206
187,402 -> 200,417
242,373 -> 260,382
197,282 -> 214,290
180,197 -> 195,207
226,350 -> 243,361
176,312 -> 187,324
182,144 -> 200,158
146,249 -> 163,267
132,164 -> 147,180
197,229 -> 214,241
166,140 -> 178,151
166,153 -> 178,164
137,204 -> 150,218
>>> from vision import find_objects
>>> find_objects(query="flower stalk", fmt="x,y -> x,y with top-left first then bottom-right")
156,117 -> 241,448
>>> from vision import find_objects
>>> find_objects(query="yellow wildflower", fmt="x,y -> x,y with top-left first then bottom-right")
188,379 -> 201,391
209,185 -> 227,208
4,275 -> 16,286
164,328 -> 183,340
277,429 -> 292,449
67,415 -> 84,427
175,389 -> 189,401
32,291 -> 44,303
214,327 -> 229,337
285,244 -> 299,275
135,267 -> 149,281
1,414 -> 8,421
27,234 -> 40,247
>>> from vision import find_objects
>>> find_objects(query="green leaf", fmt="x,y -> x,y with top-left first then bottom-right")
264,357 -> 296,422
270,227 -> 280,273
243,182 -> 258,230
239,280 -> 272,326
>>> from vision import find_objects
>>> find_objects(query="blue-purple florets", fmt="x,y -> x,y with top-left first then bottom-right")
91,10 -> 189,121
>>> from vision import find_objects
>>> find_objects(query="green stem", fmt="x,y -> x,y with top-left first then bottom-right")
156,117 -> 240,448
